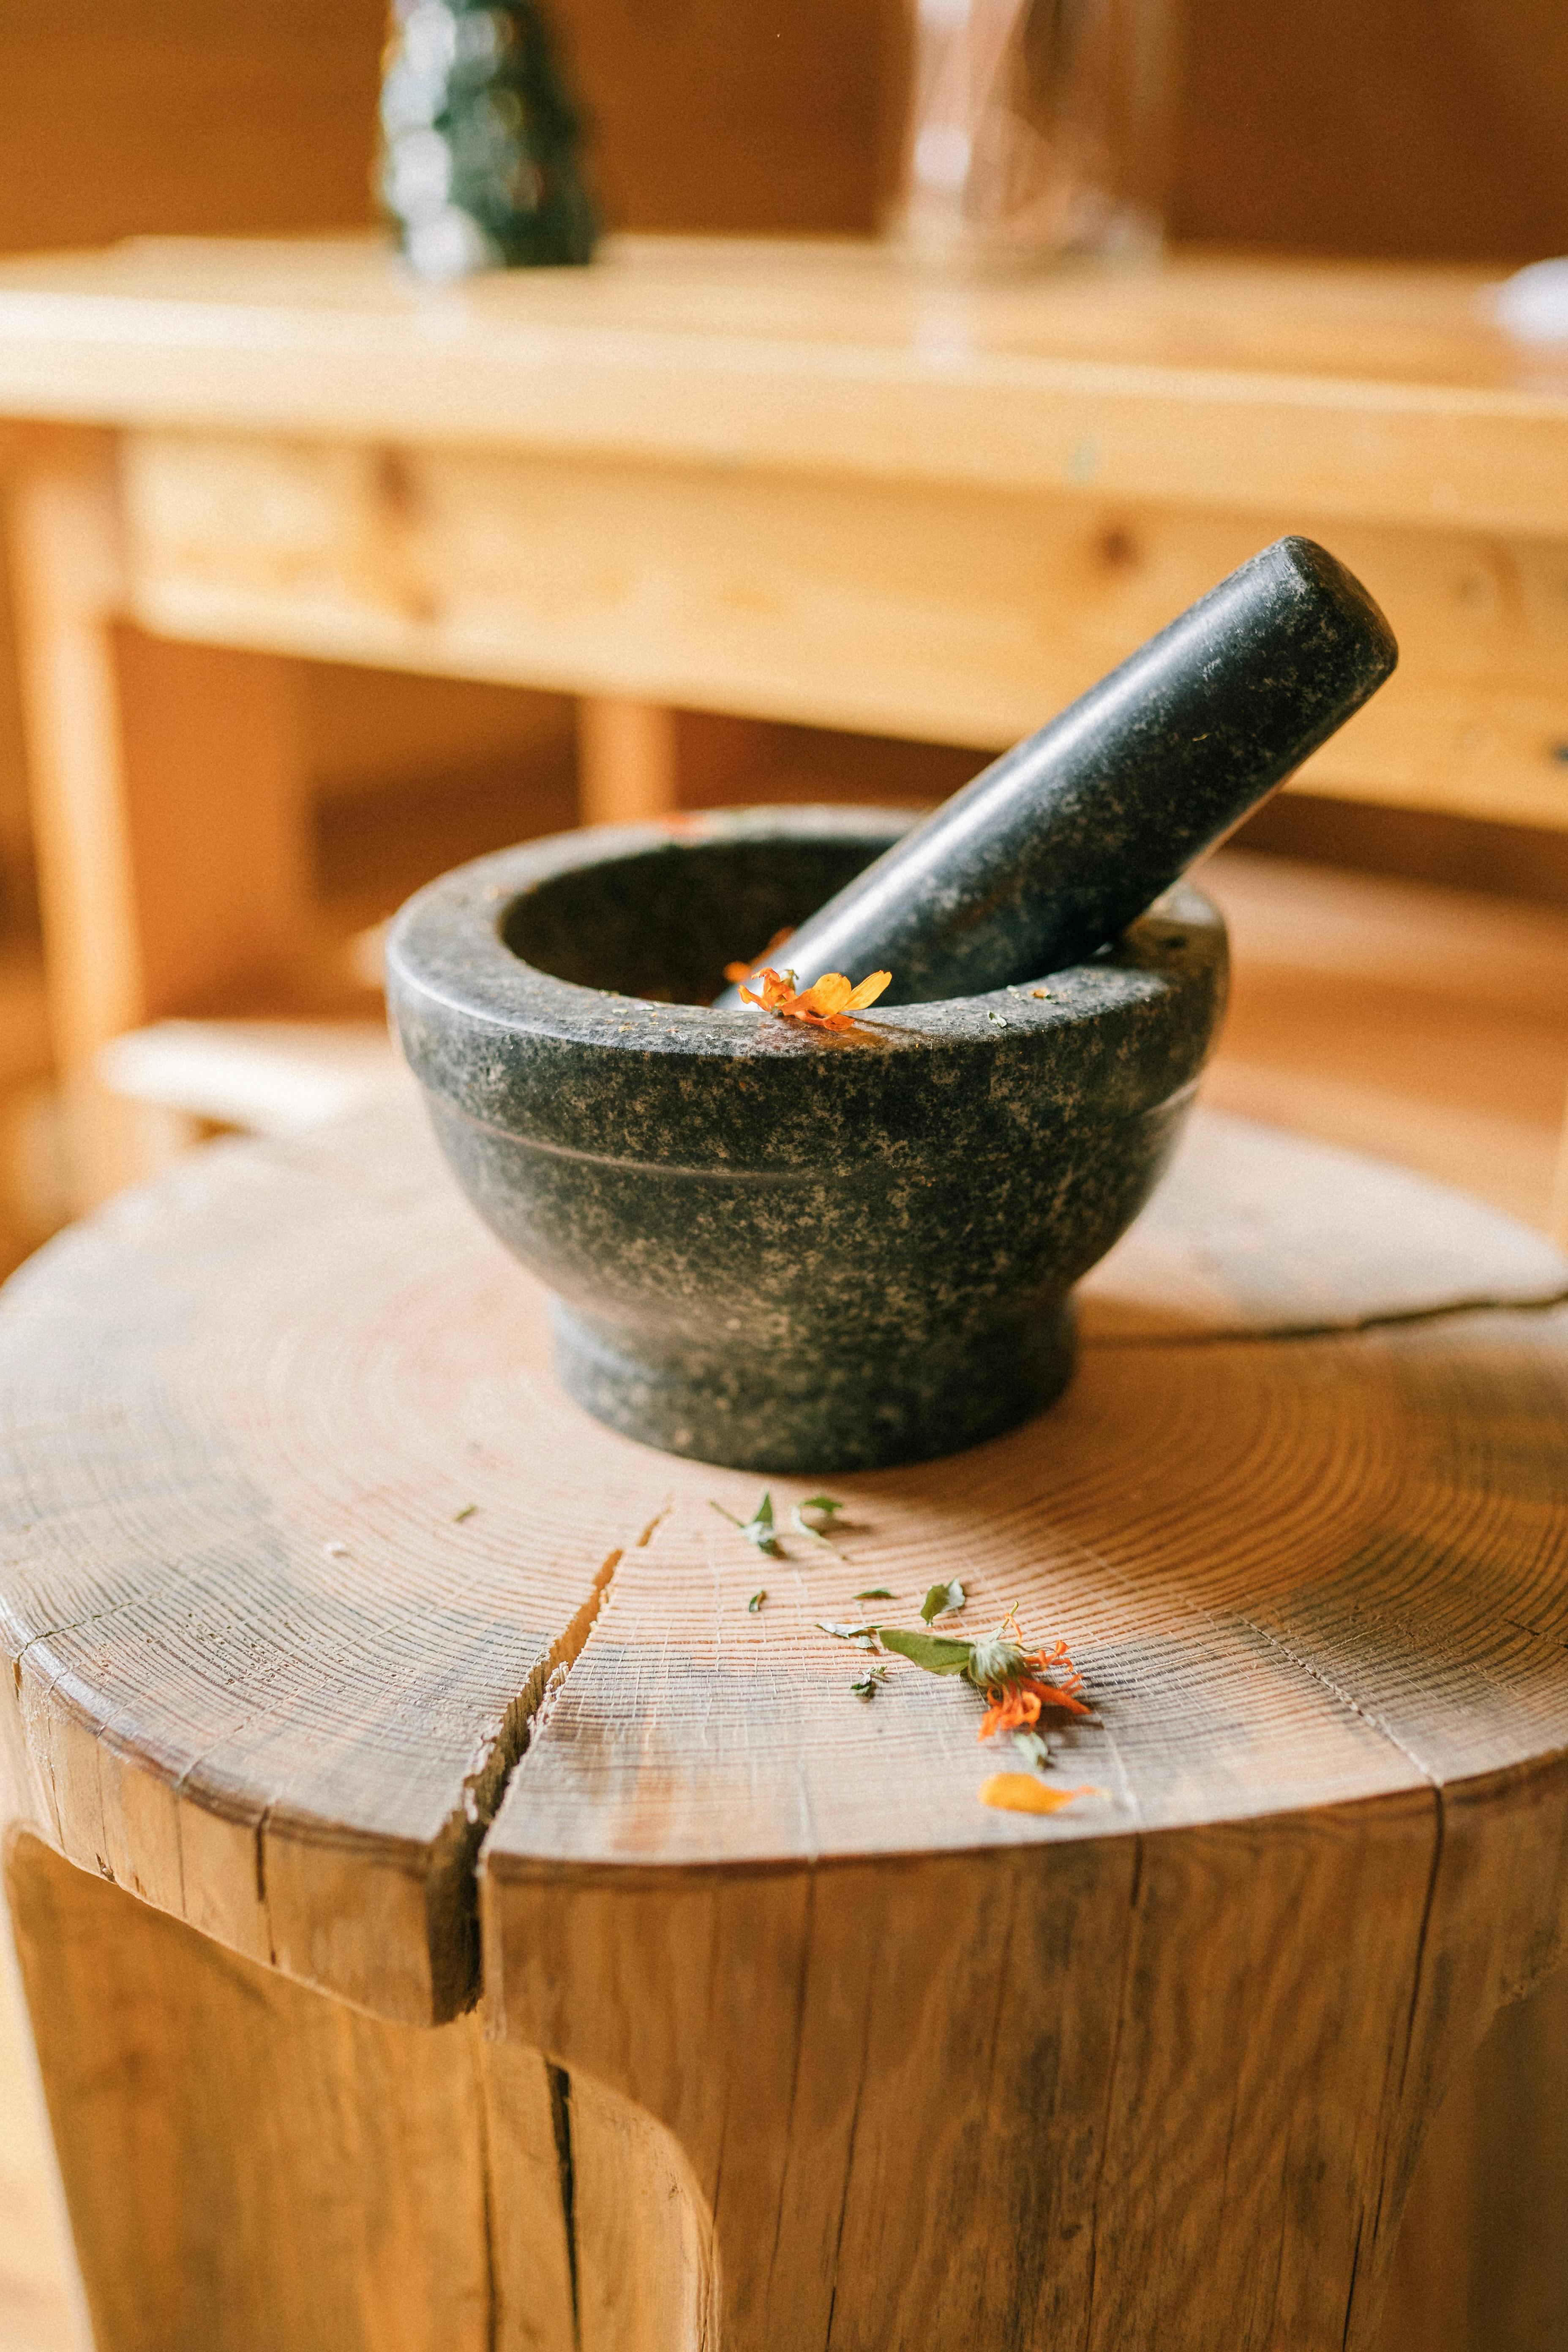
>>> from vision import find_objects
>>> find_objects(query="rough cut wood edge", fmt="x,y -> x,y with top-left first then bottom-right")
8,1824 -> 719,2352
481,1778 -> 1568,2352
1379,1960 -> 1568,2352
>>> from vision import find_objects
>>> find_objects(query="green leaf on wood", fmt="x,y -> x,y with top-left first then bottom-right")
748,1589 -> 767,1613
710,1491 -> 783,1557
854,1587 -> 895,1600
876,1626 -> 974,1676
920,1578 -> 967,1622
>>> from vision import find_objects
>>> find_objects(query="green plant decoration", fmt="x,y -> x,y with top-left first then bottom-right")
380,0 -> 598,279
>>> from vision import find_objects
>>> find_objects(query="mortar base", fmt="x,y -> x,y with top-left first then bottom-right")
551,1302 -> 1077,1472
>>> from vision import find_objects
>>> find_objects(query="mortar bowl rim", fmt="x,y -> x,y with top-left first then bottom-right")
385,802 -> 1227,1071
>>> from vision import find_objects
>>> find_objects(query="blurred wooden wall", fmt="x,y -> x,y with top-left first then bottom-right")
0,0 -> 1558,258
564,0 -> 1568,264
1171,0 -> 1568,264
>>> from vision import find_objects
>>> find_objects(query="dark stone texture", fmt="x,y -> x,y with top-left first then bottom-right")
717,537 -> 1395,1009
388,807 -> 1228,1471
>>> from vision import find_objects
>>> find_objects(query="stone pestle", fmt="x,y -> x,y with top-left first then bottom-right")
715,536 -> 1397,1008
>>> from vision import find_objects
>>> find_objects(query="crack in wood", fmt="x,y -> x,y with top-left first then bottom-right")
434,1501 -> 673,2012
547,2061 -> 580,2347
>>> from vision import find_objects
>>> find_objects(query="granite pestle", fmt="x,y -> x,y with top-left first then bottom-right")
715,535 -> 1397,1008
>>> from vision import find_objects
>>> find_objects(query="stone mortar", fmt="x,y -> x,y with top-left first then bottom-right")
387,806 -> 1228,1472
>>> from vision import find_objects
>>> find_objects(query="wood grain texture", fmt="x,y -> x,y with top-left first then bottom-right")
5,1828 -> 585,2352
2,1093 -> 1568,2347
0,238 -> 1561,539
118,428 -> 1568,832
3,1817 -> 728,2352
1380,1962 -> 1568,2352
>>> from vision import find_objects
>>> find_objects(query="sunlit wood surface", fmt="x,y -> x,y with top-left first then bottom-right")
3,1094 -> 1568,2349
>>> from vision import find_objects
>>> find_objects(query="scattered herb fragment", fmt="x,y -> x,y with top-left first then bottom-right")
818,1620 -> 877,1648
854,1587 -> 895,1601
979,1774 -> 1100,1816
748,1589 -> 767,1613
792,1493 -> 846,1545
987,1010 -> 1009,1027
722,927 -> 796,985
737,966 -> 892,1033
920,1578 -> 966,1622
876,1626 -> 973,1676
1012,1728 -> 1053,1772
850,1664 -> 888,1699
1031,988 -> 1053,999
710,1491 -> 782,1557
876,1610 -> 1092,1741
453,1503 -> 477,1523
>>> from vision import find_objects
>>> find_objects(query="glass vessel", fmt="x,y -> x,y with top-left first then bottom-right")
891,0 -> 1179,271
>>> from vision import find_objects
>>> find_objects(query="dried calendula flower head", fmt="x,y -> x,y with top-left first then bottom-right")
877,1607 -> 1092,1741
966,1628 -> 1030,1686
970,1614 -> 1091,1743
737,966 -> 892,1033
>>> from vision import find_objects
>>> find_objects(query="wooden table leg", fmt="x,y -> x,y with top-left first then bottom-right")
5,440 -> 311,1208
576,696 -> 680,826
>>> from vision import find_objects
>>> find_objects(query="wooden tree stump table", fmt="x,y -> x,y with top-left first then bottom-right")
3,1093 -> 1568,2352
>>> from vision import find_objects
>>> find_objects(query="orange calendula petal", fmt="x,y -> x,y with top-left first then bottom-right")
801,973 -> 854,1016
979,1775 -> 1101,1816
1033,1683 -> 1092,1717
741,962 -> 894,1030
744,969 -> 795,1010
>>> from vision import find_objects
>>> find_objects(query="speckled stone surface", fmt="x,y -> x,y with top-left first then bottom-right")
717,537 -> 1395,1009
388,807 -> 1228,1471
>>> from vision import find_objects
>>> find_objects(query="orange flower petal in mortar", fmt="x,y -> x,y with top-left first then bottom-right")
739,966 -> 892,1033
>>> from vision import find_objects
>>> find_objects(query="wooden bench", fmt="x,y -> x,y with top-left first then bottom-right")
3,1095 -> 1568,2349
